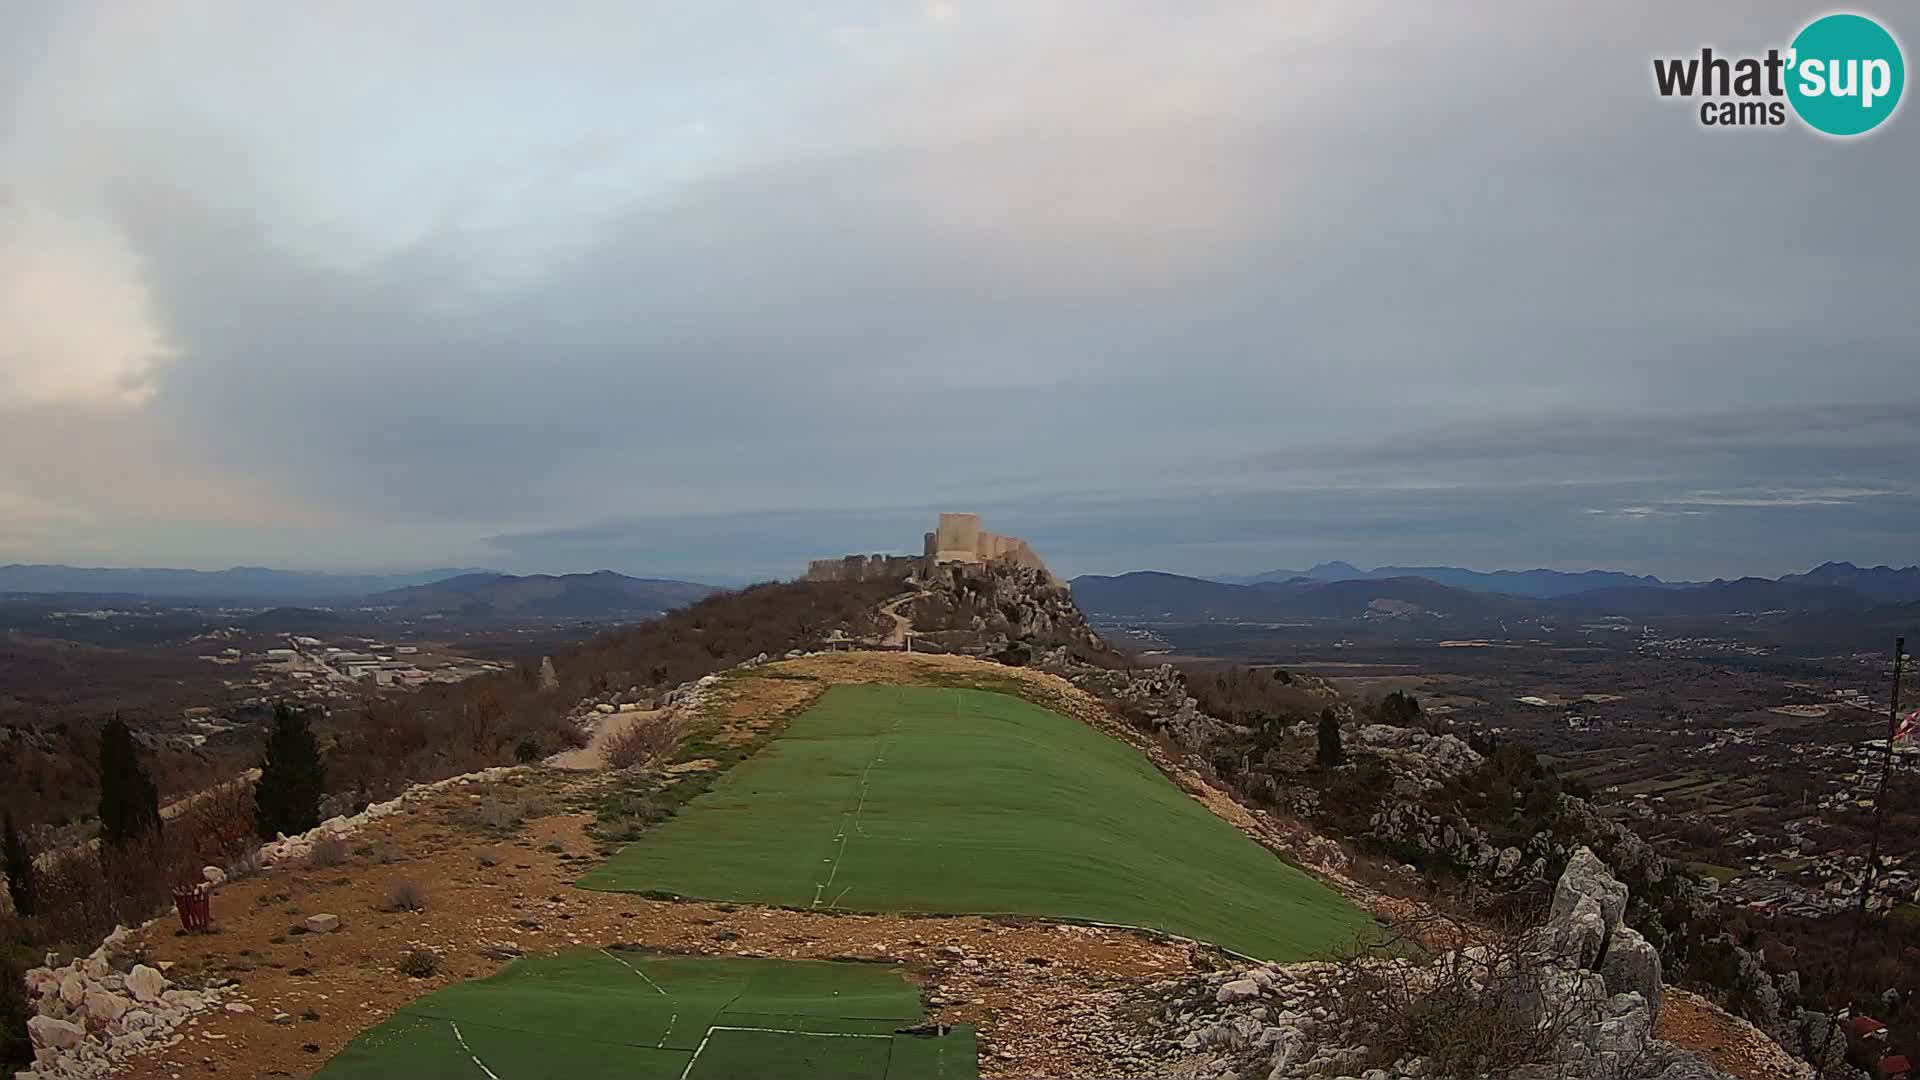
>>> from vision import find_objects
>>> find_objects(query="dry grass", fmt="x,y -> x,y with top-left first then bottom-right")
386,880 -> 427,913
1317,906 -> 1629,1077
396,947 -> 438,978
306,834 -> 350,868
604,716 -> 684,770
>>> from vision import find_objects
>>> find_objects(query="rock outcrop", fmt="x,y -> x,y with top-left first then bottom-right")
1142,849 -> 1748,1079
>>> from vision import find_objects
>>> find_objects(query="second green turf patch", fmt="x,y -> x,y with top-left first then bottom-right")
578,684 -> 1372,960
315,951 -> 972,1080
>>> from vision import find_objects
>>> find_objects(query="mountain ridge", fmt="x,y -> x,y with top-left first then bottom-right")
1217,559 -> 1918,603
0,563 -> 496,600
1075,568 -> 1884,620
368,570 -> 718,619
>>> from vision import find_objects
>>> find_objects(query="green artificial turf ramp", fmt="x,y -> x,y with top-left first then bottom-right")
315,951 -> 972,1080
578,684 -> 1372,960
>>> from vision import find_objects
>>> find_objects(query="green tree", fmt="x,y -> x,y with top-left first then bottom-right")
2,812 -> 33,917
1316,707 -> 1346,768
254,704 -> 326,840
1377,690 -> 1423,726
97,716 -> 161,846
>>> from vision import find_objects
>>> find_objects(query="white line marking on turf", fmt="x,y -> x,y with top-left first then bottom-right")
601,949 -> 678,1048
812,717 -> 900,909
449,1021 -> 501,1080
679,1022 -> 897,1077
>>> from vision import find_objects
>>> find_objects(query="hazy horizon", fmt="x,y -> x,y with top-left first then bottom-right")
5,3 -> 1917,582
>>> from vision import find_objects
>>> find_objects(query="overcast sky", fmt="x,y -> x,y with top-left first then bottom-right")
3,2 -> 1917,583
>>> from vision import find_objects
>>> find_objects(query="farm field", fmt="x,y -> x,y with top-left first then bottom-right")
578,684 -> 1372,960
315,951 -> 974,1080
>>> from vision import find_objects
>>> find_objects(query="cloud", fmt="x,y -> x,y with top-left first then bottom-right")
0,2 -> 1915,575
0,202 -> 173,409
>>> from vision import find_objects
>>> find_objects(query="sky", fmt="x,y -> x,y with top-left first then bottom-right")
2,1 -> 1917,584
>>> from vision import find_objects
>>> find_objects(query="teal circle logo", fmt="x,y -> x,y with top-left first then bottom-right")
1787,13 -> 1905,136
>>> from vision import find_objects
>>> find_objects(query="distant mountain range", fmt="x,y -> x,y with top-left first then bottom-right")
368,571 -> 718,619
1216,560 -> 1920,604
0,564 -> 495,600
1077,561 -> 1920,621
0,564 -> 724,621
1226,561 -> 1675,597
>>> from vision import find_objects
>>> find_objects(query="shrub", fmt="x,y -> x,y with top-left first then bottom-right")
397,948 -> 438,978
514,736 -> 542,763
471,799 -> 520,832
306,834 -> 349,868
475,848 -> 500,868
1317,708 -> 1345,768
604,717 -> 683,770
593,791 -> 672,842
181,780 -> 259,869
387,880 -> 427,912
1322,909 -> 1610,1076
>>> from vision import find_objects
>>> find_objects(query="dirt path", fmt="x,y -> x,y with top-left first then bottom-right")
876,590 -> 926,648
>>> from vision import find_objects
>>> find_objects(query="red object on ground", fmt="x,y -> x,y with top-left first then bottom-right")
172,883 -> 211,932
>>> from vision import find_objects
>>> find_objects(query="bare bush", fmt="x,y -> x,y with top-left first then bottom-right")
306,834 -> 350,868
225,845 -> 264,882
1320,908 -> 1611,1077
470,799 -> 519,832
397,947 -> 438,978
604,716 -> 683,770
386,879 -> 427,913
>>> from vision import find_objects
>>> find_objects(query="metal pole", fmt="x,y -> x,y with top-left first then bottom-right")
1817,637 -> 1905,1075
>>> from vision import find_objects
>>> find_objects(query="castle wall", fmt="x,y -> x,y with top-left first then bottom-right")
805,513 -> 1052,583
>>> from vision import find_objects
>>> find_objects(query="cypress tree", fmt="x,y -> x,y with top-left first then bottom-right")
1316,707 -> 1346,768
2,812 -> 33,917
255,703 -> 326,839
97,716 -> 161,845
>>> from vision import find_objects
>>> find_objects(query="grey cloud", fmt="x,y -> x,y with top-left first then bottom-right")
3,2 -> 1918,576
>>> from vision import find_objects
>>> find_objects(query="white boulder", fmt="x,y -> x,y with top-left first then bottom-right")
26,1017 -> 82,1051
124,965 -> 168,1003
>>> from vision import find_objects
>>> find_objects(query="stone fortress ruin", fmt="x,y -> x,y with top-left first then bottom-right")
805,512 -> 1053,583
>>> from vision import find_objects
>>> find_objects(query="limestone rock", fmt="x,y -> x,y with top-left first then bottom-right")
202,865 -> 227,888
1556,893 -> 1608,969
1215,978 -> 1262,1004
1553,846 -> 1629,932
83,990 -> 128,1023
1601,925 -> 1665,1021
124,965 -> 168,1003
1497,846 -> 1523,878
304,913 -> 341,934
26,1017 -> 82,1051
